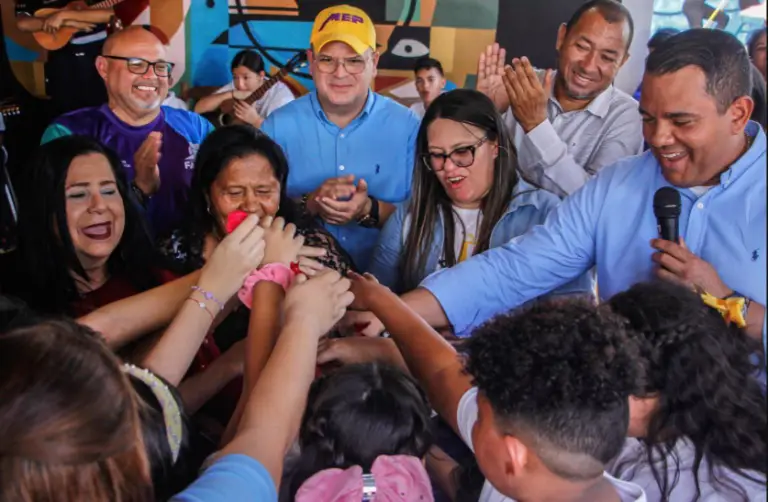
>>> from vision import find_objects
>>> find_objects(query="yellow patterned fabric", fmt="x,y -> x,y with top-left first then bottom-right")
700,293 -> 747,328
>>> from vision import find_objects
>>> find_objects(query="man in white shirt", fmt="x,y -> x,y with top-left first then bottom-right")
194,49 -> 294,127
410,57 -> 446,118
346,277 -> 647,502
477,0 -> 642,197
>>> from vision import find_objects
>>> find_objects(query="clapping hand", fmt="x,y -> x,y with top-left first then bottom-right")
477,43 -> 510,112
133,132 -> 162,196
315,177 -> 371,226
502,57 -> 552,133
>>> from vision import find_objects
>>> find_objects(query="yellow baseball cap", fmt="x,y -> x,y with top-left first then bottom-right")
310,5 -> 376,55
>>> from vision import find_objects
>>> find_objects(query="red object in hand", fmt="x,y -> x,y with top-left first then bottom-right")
226,210 -> 249,234
354,322 -> 370,335
290,262 -> 301,275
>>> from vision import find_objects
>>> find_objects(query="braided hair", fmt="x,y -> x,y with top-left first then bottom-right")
607,281 -> 766,501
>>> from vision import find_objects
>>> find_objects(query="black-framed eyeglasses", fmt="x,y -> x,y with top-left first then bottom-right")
422,136 -> 489,172
102,55 -> 174,77
314,54 -> 369,75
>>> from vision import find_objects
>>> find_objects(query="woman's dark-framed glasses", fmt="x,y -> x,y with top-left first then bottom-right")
422,136 -> 489,172
103,55 -> 174,77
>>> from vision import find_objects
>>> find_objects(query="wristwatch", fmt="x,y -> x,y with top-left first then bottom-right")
131,181 -> 151,209
724,290 -> 751,321
358,196 -> 380,228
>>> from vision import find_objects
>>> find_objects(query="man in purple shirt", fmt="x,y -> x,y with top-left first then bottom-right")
41,26 -> 214,234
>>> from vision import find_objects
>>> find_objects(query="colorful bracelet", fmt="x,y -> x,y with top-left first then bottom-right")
191,285 -> 225,312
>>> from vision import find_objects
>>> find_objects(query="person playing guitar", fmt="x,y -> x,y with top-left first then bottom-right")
15,0 -> 117,115
194,50 -> 295,128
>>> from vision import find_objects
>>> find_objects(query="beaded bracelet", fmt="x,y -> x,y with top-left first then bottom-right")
191,285 -> 225,312
186,297 -> 215,321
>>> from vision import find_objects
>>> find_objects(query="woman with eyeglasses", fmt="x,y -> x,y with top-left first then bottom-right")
366,90 -> 593,332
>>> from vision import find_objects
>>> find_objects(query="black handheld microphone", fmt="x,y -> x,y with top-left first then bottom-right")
653,187 -> 681,242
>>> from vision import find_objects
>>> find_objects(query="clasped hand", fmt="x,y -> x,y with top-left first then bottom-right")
307,175 -> 371,225
651,238 -> 731,297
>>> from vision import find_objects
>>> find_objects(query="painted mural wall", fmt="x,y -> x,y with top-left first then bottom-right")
2,0 -> 763,105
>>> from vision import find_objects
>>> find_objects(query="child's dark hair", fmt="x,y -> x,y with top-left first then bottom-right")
414,57 -> 444,76
463,300 -> 642,481
231,49 -> 265,74
608,281 -> 766,502
289,363 -> 433,499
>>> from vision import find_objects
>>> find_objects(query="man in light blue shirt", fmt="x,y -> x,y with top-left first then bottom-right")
261,5 -> 420,270
389,29 -> 767,348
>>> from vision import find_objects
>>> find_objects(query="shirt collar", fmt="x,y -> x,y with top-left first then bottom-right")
505,178 -> 549,214
310,89 -> 376,126
548,71 -> 614,119
718,121 -> 766,188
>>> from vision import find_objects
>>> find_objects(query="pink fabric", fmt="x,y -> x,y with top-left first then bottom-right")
295,455 -> 433,502
238,263 -> 295,308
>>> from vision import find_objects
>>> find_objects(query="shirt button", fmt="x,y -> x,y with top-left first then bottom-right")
696,202 -> 704,210
340,134 -> 345,139
339,165 -> 345,171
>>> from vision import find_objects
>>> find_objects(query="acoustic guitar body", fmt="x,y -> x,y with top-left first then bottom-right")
33,2 -> 91,51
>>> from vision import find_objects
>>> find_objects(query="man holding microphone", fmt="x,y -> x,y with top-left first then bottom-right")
353,29 -> 766,349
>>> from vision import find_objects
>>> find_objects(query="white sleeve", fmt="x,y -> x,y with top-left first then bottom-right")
216,82 -> 234,94
456,387 -> 480,452
261,83 -> 295,118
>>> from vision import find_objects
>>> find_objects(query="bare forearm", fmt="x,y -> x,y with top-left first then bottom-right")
78,271 -> 201,349
178,358 -> 240,414
219,322 -> 318,486
401,287 -> 451,330
59,8 -> 114,24
194,92 -> 230,114
16,16 -> 44,32
222,282 -> 284,444
745,300 -> 765,344
367,288 -> 470,429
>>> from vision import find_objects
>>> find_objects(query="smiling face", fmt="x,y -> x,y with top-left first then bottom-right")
555,8 -> 630,103
232,65 -> 265,94
310,41 -> 378,111
98,28 -> 170,124
640,66 -> 752,187
415,67 -> 446,108
64,153 -> 126,272
426,118 -> 497,209
208,154 -> 281,235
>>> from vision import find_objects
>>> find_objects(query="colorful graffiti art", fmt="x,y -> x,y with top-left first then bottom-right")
186,0 -> 503,101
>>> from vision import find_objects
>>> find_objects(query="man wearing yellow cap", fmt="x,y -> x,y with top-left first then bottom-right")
261,5 -> 420,271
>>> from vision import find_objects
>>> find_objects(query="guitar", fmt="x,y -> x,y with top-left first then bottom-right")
33,0 -> 126,51
207,52 -> 308,128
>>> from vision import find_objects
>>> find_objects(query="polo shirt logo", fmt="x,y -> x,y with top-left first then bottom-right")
752,249 -> 759,261
320,13 -> 364,31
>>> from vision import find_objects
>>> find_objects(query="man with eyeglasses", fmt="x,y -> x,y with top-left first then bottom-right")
41,26 -> 214,235
261,5 -> 420,271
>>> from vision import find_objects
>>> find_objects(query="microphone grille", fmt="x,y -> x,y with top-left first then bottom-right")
653,187 -> 681,218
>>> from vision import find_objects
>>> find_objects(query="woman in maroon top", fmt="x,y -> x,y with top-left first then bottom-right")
4,135 -> 158,317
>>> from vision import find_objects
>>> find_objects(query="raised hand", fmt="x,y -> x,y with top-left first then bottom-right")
133,132 -> 162,196
502,57 -> 552,133
283,270 -> 354,340
260,216 -> 305,266
305,175 -> 357,216
197,214 -> 266,301
477,43 -> 510,112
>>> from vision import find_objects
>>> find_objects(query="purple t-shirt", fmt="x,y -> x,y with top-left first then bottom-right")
42,105 -> 214,234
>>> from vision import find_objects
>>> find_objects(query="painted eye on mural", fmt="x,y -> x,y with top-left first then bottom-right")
389,39 -> 429,58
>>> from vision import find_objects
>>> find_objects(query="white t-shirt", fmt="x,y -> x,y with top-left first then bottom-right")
457,388 -> 647,502
452,207 -> 483,263
608,438 -> 766,502
162,91 -> 188,111
409,101 -> 426,118
217,80 -> 295,119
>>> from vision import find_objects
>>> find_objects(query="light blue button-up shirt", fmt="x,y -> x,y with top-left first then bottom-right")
422,122 -> 767,345
261,90 -> 420,270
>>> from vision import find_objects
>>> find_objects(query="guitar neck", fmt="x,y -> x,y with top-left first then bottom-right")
243,67 -> 292,106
